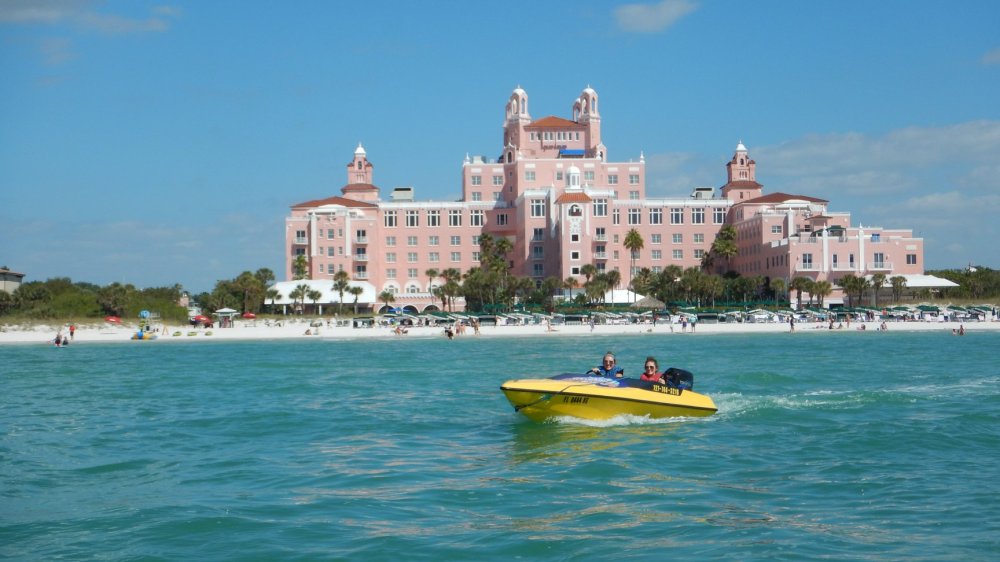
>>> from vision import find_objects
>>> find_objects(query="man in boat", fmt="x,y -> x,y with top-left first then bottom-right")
588,352 -> 624,378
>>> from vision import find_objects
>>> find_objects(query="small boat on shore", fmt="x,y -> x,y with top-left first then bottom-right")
500,370 -> 717,422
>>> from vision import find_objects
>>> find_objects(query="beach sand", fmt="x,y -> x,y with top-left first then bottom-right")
2,316 -> 997,345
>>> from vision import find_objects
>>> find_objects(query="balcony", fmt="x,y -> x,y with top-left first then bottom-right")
355,236 -> 368,244
594,252 -> 608,259
294,237 -> 308,245
354,254 -> 369,262
354,271 -> 369,279
794,263 -> 818,272
594,234 -> 608,242
869,262 -> 893,270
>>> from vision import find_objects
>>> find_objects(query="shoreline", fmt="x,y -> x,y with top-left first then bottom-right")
2,317 -> 997,345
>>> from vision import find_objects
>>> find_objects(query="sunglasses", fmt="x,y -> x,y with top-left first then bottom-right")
644,365 -> 656,370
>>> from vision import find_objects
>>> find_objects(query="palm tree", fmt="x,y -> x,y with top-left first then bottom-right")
789,276 -> 812,309
623,228 -> 644,302
307,289 -> 323,314
289,283 -> 309,314
348,286 -> 364,314
379,290 -> 396,314
812,280 -> 833,307
605,269 -> 621,293
870,273 -> 887,308
770,278 -> 786,305
837,274 -> 861,308
332,270 -> 350,314
563,276 -> 579,302
292,254 -> 309,280
706,225 -> 738,274
890,275 -> 907,303
424,268 -> 439,294
265,288 -> 281,312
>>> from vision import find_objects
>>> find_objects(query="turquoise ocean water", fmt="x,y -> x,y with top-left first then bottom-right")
2,330 -> 999,560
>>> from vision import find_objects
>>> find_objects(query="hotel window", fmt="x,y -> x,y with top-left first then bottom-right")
404,235 -> 415,246
571,251 -> 580,260
533,228 -> 544,241
596,244 -> 606,255
595,227 -> 606,241
386,252 -> 397,263
628,208 -> 640,225
652,250 -> 662,260
405,210 -> 419,227
408,268 -> 418,279
494,192 -> 501,200
427,210 -> 440,227
384,211 -> 397,227
694,249 -> 705,259
429,235 -> 439,246
556,171 -> 563,181
871,233 -> 881,242
584,171 -> 595,181
802,253 -> 814,269
492,175 -> 503,186
356,229 -> 367,242
670,208 -> 684,224
532,246 -> 544,259
450,236 -> 461,246
386,268 -> 396,279
652,266 -> 662,274
496,213 -> 508,226
771,225 -> 782,234
629,174 -> 639,185
471,210 -> 484,226
629,191 -> 639,200
613,250 -> 620,260
713,208 -> 726,224
471,192 -> 482,201
295,230 -> 306,242
407,285 -> 420,294
693,233 -> 705,244
649,208 -> 663,225
355,265 -> 366,277
429,252 -> 440,263
672,234 -> 683,244
327,247 -> 334,257
472,235 -> 480,245
449,210 -> 462,226
672,249 -> 683,260
651,234 -> 661,244
327,264 -> 335,274
907,254 -> 917,265
451,252 -> 461,262
873,253 -> 885,268
407,252 -> 418,263
471,175 -> 482,186
613,209 -> 620,225
525,170 -> 536,181
533,264 -> 544,277
530,200 -> 546,217
386,236 -> 396,246
849,253 -> 855,268
327,229 -> 335,239
593,199 -> 608,217
692,208 -> 705,224
833,254 -> 839,268
614,234 -> 620,243
571,266 -> 580,275
608,174 -> 618,185
472,251 -> 481,262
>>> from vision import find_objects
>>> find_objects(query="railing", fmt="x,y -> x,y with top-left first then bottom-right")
354,272 -> 369,279
594,252 -> 608,259
294,237 -> 307,245
354,254 -> 369,262
869,262 -> 893,270
594,235 -> 608,241
355,237 -> 368,244
795,264 -> 817,271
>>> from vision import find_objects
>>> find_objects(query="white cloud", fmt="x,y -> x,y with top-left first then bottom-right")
982,47 -> 1000,65
615,0 -> 697,33
0,0 -> 179,34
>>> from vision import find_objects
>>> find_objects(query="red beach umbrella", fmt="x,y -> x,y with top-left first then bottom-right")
242,312 -> 256,319
104,316 -> 122,324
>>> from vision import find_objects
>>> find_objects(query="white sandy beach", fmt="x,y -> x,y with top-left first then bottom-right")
2,316 -> 997,345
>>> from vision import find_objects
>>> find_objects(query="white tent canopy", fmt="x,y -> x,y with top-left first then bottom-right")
866,274 -> 959,289
268,280 -> 377,306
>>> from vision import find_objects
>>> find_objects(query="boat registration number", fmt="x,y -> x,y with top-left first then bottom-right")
561,396 -> 590,404
651,384 -> 681,396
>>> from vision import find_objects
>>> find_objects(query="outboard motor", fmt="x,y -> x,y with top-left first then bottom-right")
664,368 -> 694,390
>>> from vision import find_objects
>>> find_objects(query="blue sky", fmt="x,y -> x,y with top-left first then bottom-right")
2,0 -> 998,293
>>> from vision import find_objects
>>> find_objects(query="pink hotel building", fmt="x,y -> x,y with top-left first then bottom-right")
283,86 -> 926,312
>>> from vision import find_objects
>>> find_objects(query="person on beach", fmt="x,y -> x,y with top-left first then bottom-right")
589,352 -> 624,378
69,324 -> 75,339
640,356 -> 662,382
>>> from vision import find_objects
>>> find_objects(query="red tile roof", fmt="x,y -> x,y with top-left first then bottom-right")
555,191 -> 592,204
743,191 -> 828,204
721,180 -> 763,190
290,195 -> 379,209
528,116 -> 580,128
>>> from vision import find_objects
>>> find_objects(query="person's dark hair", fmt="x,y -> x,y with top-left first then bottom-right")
644,356 -> 658,370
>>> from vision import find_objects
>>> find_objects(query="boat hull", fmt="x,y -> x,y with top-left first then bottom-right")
501,375 -> 717,422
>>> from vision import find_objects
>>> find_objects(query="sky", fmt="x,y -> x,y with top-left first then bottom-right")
1,0 -> 999,294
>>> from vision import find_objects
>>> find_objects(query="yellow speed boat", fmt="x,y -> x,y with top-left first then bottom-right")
501,371 -> 717,422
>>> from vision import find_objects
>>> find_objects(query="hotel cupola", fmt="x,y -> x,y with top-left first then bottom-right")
720,140 -> 763,201
342,142 -> 380,202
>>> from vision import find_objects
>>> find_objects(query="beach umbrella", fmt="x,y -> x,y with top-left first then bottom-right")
242,312 -> 256,319
193,315 -> 210,323
104,315 -> 121,324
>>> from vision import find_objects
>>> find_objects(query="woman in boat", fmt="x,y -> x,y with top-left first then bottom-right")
640,356 -> 663,382
589,352 -> 624,378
